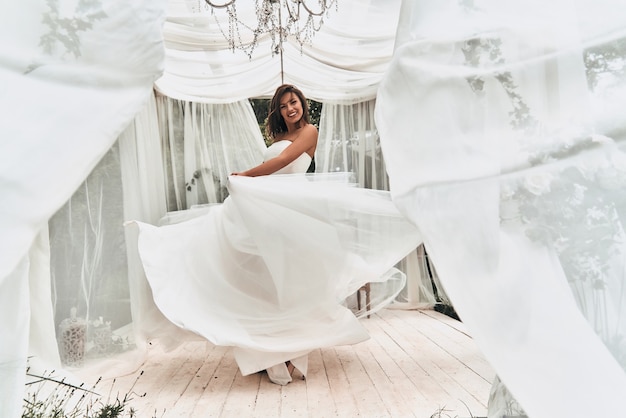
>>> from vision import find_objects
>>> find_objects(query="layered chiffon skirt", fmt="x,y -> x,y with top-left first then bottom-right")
129,173 -> 422,377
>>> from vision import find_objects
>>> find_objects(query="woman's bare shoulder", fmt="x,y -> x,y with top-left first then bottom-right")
301,123 -> 318,137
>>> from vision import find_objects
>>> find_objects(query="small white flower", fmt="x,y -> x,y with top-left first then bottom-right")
500,183 -> 515,200
572,184 -> 586,204
587,206 -> 605,221
523,171 -> 553,196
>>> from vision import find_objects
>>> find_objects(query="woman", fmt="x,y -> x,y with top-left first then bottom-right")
129,85 -> 422,385
232,84 -> 317,177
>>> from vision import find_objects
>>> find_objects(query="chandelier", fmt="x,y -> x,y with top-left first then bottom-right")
203,0 -> 338,59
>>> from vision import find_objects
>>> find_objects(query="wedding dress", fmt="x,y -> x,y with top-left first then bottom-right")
128,140 -> 422,384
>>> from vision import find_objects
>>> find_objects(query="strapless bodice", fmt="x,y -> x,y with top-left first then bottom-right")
264,140 -> 312,175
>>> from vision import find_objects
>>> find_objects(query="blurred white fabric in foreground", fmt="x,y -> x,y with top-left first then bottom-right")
0,1 -> 166,417
377,1 -> 626,417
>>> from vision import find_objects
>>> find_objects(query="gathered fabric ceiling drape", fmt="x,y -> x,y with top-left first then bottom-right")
156,0 -> 401,103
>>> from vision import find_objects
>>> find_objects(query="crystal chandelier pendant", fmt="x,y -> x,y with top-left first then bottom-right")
203,0 -> 338,59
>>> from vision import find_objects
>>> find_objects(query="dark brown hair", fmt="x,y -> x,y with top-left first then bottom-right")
266,84 -> 310,141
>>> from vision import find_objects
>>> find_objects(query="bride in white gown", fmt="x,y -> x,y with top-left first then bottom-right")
128,85 -> 422,385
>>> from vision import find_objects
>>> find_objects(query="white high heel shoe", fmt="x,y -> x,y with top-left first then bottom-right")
290,355 -> 308,378
266,362 -> 292,385
265,354 -> 309,385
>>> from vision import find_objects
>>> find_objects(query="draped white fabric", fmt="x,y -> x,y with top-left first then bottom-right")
317,100 -> 438,309
0,2 -> 166,417
155,94 -> 266,210
43,91 -> 269,377
317,100 -> 389,190
377,1 -> 626,417
130,164 -> 421,377
156,0 -> 401,103
47,93 -> 184,382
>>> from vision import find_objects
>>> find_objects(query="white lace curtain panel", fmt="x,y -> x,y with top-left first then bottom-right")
155,94 -> 267,210
318,100 -> 389,191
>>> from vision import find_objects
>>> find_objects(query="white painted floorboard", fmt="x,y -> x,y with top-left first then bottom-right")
85,309 -> 495,418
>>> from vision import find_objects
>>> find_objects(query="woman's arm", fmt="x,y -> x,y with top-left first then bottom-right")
232,125 -> 318,177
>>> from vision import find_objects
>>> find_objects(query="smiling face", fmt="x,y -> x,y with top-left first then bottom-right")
266,84 -> 310,139
279,92 -> 303,126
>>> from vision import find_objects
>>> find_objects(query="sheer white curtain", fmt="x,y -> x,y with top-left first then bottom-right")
41,94 -> 171,381
377,0 -> 626,417
42,89 -> 269,381
48,141 -> 132,369
155,94 -> 266,211
318,100 -> 389,190
317,100 -> 439,309
0,1 -> 166,417
119,93 -> 200,364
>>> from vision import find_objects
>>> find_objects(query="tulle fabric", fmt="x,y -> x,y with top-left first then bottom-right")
130,141 -> 422,375
0,2 -> 166,417
377,0 -> 626,416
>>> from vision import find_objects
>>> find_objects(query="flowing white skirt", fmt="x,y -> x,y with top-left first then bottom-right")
130,173 -> 422,376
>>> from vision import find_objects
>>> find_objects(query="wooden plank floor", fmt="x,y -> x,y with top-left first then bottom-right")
94,309 -> 495,418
